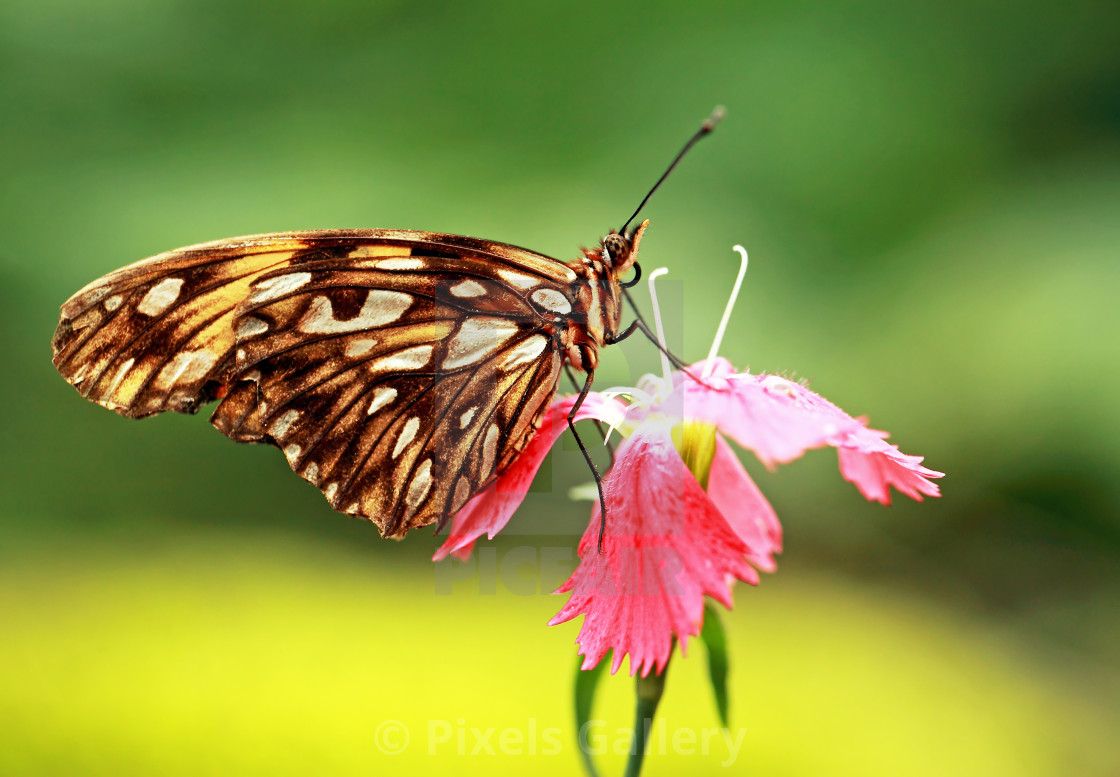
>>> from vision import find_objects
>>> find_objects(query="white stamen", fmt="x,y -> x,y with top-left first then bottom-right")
647,267 -> 672,385
703,245 -> 749,378
579,387 -> 649,445
567,482 -> 601,502
599,387 -> 651,404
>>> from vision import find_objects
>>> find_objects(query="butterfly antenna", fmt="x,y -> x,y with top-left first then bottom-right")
619,106 -> 725,235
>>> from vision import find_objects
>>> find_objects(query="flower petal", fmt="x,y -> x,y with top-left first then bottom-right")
549,424 -> 757,677
682,361 -> 943,502
835,432 -> 943,503
677,359 -> 860,468
707,435 -> 783,571
433,392 -> 625,561
748,374 -> 945,502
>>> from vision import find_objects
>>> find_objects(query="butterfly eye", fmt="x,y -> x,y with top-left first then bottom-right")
602,233 -> 630,268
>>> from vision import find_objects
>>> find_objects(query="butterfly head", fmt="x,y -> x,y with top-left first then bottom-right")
601,219 -> 649,280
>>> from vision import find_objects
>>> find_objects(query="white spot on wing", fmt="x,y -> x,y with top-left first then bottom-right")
157,350 -> 218,386
530,288 -> 572,315
443,318 -> 521,369
107,357 -> 135,395
452,476 -> 472,513
325,482 -> 338,502
450,279 -> 486,297
345,338 -> 378,357
393,416 -> 421,459
270,409 -> 300,438
284,443 -> 302,463
376,258 -> 425,270
304,462 -> 320,483
481,424 -> 499,474
406,458 -> 433,510
373,345 -> 433,372
496,269 -> 540,289
250,272 -> 312,303
104,295 -> 123,311
367,386 -> 398,415
237,317 -> 268,338
502,335 -> 548,369
459,407 -> 476,429
298,290 -> 412,334
348,245 -> 411,259
137,278 -> 184,316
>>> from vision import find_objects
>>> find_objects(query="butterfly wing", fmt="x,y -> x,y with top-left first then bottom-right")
52,230 -> 580,536
51,234 -> 314,417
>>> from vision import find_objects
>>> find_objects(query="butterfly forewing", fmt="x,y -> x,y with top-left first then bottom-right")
52,230 -> 581,536
51,237 -> 311,417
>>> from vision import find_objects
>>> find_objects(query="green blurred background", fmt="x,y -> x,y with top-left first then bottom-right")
2,0 -> 1118,774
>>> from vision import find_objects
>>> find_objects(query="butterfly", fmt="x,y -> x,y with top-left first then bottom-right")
51,110 -> 722,540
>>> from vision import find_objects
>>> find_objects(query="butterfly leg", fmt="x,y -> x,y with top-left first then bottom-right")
567,370 -> 609,553
619,289 -> 714,387
633,318 -> 691,370
620,288 -> 689,369
565,364 -> 616,463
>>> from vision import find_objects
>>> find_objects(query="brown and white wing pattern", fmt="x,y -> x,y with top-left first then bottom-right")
52,230 -> 581,537
51,235 -> 312,417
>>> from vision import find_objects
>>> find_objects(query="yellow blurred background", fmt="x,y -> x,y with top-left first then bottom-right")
2,0 -> 1118,774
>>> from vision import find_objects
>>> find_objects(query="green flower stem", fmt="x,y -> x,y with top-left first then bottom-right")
575,655 -> 607,777
700,602 -> 730,727
618,421 -> 718,777
623,657 -> 670,777
576,419 -> 724,777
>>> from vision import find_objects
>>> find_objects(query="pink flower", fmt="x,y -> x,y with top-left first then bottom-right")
547,421 -> 765,677
434,358 -> 942,676
434,248 -> 943,676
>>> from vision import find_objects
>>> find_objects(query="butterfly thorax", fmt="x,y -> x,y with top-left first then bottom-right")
561,220 -> 647,373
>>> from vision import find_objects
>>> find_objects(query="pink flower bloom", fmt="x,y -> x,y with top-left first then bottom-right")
434,356 -> 942,676
548,423 -> 760,677
435,245 -> 943,676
